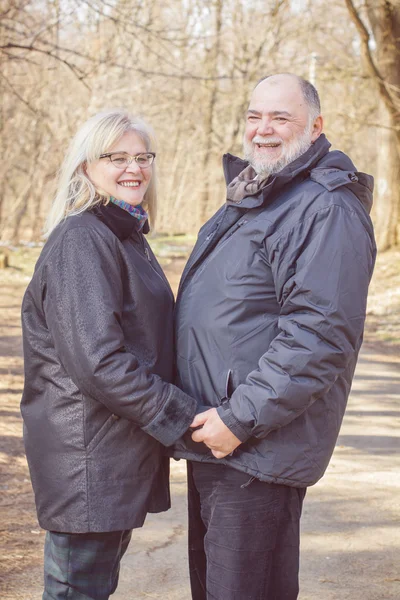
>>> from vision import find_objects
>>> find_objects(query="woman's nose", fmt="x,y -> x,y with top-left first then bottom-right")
126,159 -> 141,174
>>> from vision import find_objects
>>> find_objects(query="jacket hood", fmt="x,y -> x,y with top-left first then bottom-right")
223,134 -> 374,214
309,149 -> 374,214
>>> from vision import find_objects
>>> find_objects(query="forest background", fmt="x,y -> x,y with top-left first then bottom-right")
1,0 -> 400,249
1,2 -> 400,596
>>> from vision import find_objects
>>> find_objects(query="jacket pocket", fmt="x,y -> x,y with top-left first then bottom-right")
86,413 -> 119,453
221,369 -> 235,402
231,318 -> 270,347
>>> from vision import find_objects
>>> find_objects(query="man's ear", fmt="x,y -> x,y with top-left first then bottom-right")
311,116 -> 323,142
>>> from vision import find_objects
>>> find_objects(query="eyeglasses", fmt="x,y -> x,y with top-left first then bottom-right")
99,151 -> 156,169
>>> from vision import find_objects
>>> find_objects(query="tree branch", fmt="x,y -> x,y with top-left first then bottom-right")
344,0 -> 397,116
0,71 -> 37,114
0,43 -> 91,87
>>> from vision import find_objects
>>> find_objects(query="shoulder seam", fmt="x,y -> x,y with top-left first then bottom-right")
37,220 -> 121,285
267,201 -> 365,250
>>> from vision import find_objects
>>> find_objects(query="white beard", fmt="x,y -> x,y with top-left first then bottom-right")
243,125 -> 314,177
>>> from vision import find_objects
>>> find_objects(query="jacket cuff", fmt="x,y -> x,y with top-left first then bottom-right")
217,402 -> 252,443
142,385 -> 197,447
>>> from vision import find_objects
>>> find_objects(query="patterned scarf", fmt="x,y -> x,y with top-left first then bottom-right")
226,165 -> 270,204
110,197 -> 148,230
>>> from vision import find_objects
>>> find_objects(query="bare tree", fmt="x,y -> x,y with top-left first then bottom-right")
0,0 -> 391,241
345,0 -> 400,250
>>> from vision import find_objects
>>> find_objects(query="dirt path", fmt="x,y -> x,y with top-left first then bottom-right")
91,348 -> 400,600
0,254 -> 399,599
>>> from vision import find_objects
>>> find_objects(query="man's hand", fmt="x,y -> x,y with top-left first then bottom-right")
190,408 -> 241,459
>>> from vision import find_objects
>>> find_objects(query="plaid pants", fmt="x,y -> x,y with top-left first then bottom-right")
43,529 -> 132,600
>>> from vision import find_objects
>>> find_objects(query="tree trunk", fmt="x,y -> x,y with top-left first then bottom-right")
345,0 -> 400,248
345,0 -> 400,249
368,1 -> 400,249
198,0 -> 223,225
374,101 -> 400,249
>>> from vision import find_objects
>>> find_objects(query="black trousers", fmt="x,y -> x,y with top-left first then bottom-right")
187,461 -> 306,600
43,529 -> 132,600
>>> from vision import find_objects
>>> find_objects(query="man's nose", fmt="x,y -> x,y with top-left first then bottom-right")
257,118 -> 274,136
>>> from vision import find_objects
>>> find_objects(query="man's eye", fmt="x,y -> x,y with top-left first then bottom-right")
275,117 -> 287,122
248,116 -> 259,122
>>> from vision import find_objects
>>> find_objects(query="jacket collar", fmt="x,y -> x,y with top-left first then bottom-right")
93,201 -> 150,241
223,134 -> 331,209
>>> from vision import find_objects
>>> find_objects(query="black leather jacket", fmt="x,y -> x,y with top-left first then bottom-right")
21,203 -> 196,533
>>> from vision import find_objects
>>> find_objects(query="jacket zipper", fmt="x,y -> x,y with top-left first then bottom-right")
131,234 -> 175,302
175,217 -> 249,317
186,217 -> 249,283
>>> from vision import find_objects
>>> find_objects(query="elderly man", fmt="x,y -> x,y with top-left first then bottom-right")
171,73 -> 376,600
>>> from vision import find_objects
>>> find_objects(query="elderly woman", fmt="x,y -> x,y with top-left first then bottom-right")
21,109 -> 196,600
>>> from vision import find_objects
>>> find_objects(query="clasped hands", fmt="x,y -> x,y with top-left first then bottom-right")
190,407 -> 241,459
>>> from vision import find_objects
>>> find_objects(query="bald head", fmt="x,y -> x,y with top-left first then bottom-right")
255,74 -> 321,121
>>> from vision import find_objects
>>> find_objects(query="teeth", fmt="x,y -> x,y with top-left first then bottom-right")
119,181 -> 140,187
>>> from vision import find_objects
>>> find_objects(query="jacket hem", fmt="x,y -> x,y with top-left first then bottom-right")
36,511 -> 163,533
170,450 -> 313,488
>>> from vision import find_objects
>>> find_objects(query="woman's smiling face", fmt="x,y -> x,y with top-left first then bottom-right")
86,130 -> 152,206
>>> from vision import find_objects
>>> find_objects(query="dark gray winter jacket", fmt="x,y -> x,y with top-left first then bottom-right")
170,135 -> 376,487
21,203 -> 196,533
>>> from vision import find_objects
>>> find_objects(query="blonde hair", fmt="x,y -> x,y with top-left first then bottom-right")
44,109 -> 157,237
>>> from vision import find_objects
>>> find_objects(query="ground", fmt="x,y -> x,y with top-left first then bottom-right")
0,241 -> 399,599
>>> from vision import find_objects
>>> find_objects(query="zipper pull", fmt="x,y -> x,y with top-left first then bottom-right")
144,247 -> 151,261
205,219 -> 222,241
240,476 -> 256,489
227,218 -> 248,239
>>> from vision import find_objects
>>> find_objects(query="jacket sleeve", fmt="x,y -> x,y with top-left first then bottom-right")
217,200 -> 376,442
42,225 -> 196,446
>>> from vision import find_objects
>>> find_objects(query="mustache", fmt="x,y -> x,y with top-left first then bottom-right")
252,136 -> 282,145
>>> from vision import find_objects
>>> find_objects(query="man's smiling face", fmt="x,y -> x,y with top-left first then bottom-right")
243,74 -> 322,176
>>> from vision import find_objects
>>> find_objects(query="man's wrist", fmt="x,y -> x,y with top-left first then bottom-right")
217,402 -> 252,443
